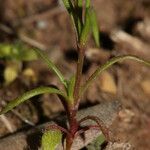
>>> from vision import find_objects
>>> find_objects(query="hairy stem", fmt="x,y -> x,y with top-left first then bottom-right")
66,43 -> 85,149
78,115 -> 110,141
45,124 -> 70,135
66,107 -> 78,150
66,137 -> 73,150
73,44 -> 85,107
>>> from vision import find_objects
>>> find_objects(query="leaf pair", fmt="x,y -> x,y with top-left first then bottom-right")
0,49 -> 76,115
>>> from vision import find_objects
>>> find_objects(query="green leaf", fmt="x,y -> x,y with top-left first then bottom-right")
67,75 -> 75,101
20,48 -> 38,61
0,86 -> 67,115
77,17 -> 82,36
0,43 -> 38,61
42,130 -> 62,150
0,43 -> 12,58
75,0 -> 83,37
86,0 -> 91,8
62,0 -> 74,13
77,0 -> 90,8
80,9 -> 91,46
61,0 -> 79,38
14,42 -> 38,61
89,9 -> 100,47
80,55 -> 150,96
75,0 -> 91,41
77,0 -> 82,7
86,134 -> 105,150
34,49 -> 67,87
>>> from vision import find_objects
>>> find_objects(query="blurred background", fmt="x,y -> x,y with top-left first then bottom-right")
0,0 -> 150,149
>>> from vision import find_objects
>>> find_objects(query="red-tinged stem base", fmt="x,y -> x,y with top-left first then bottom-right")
65,106 -> 79,150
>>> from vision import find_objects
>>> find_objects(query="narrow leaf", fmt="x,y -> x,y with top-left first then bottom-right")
34,49 -> 67,87
89,8 -> 100,47
76,0 -> 83,37
67,75 -> 76,100
62,0 -> 83,41
62,0 -> 74,14
80,55 -> 150,95
42,130 -> 62,150
77,17 -> 82,36
86,0 -> 91,8
0,86 -> 67,115
78,0 -> 90,8
80,9 -> 91,46
77,0 -> 82,7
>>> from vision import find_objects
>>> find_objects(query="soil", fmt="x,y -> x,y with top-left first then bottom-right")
0,0 -> 150,149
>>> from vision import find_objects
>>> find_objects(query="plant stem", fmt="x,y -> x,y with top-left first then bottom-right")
66,107 -> 78,150
66,138 -> 73,150
66,43 -> 85,150
73,44 -> 85,108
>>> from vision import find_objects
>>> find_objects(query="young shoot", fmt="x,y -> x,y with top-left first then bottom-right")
0,0 -> 150,150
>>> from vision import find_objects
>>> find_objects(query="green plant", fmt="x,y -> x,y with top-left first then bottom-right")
0,41 -> 38,84
0,0 -> 150,150
0,42 -> 37,61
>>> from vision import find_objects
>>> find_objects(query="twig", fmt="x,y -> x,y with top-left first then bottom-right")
18,30 -> 48,50
0,23 -> 13,34
111,29 -> 150,59
0,115 -> 15,133
1,100 -> 34,126
11,110 -> 35,126
135,18 -> 150,42
19,6 -> 65,26
0,23 -> 48,51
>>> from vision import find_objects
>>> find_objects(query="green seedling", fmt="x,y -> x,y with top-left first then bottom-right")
0,41 -> 38,84
0,0 -> 150,150
0,41 -> 37,61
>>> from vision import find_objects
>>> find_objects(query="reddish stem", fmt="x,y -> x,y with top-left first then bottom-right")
65,42 -> 85,149
45,124 -> 70,135
73,44 -> 85,108
78,115 -> 110,141
75,125 -> 100,138
66,107 -> 79,150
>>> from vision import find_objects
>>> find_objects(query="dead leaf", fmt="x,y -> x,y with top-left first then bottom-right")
99,71 -> 117,94
141,79 -> 150,95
